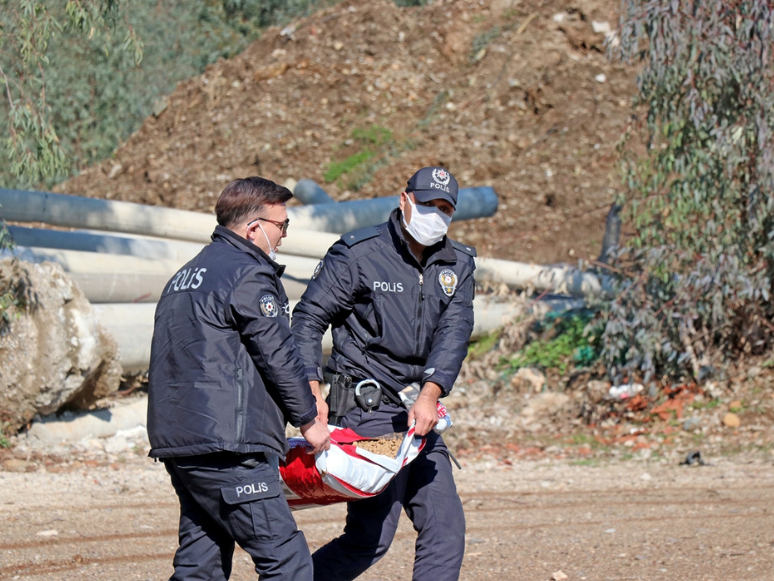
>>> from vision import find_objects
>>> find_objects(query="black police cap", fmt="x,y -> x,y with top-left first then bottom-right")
405,167 -> 458,208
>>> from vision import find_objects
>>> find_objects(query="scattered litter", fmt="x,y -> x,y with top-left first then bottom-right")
608,383 -> 643,400
681,451 -> 712,466
552,571 -> 568,581
36,530 -> 59,537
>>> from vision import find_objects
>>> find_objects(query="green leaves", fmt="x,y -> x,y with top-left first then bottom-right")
604,1 -> 774,383
506,313 -> 602,375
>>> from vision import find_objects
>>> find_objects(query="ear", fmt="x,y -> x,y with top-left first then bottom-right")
245,220 -> 260,243
399,191 -> 408,213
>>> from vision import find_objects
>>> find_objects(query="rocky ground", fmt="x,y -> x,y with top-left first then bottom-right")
2,348 -> 773,580
2,429 -> 774,581
56,0 -> 635,265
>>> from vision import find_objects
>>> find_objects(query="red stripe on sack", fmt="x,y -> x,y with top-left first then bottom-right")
280,447 -> 350,504
329,427 -> 365,444
329,475 -> 380,498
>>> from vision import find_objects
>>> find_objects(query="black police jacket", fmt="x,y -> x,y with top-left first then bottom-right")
147,226 -> 317,459
291,209 -> 476,400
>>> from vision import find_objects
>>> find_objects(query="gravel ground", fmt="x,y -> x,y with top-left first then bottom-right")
2,449 -> 773,581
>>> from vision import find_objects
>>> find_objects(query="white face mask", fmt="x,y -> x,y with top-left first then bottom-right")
257,222 -> 277,261
402,197 -> 452,246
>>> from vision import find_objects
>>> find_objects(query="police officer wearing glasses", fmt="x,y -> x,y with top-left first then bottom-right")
147,176 -> 330,581
292,167 -> 475,581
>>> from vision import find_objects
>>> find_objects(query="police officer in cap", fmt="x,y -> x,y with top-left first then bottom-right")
147,176 -> 330,581
292,167 -> 475,581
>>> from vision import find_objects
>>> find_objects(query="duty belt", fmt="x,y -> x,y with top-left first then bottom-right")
324,372 -> 402,425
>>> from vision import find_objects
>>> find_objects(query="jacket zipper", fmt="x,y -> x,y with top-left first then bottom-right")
236,367 -> 246,442
415,272 -> 424,357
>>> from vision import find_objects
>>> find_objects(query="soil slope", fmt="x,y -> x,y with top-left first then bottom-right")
57,0 -> 635,264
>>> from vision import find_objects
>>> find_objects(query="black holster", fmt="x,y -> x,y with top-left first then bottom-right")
324,372 -> 383,425
325,372 -> 356,426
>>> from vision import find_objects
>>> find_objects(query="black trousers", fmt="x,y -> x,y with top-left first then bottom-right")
164,452 -> 313,581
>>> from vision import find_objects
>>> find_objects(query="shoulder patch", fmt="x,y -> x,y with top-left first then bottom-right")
342,226 -> 380,247
451,240 -> 477,257
259,295 -> 279,317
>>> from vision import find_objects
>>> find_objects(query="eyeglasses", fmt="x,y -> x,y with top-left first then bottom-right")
248,217 -> 290,234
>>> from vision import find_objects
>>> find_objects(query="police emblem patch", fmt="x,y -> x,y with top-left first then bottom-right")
438,269 -> 458,297
313,259 -> 324,280
432,168 -> 451,186
259,295 -> 279,317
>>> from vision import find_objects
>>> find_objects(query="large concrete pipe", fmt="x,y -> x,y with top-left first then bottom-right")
6,246 -> 316,303
0,188 -> 339,258
286,187 -> 499,233
94,301 -> 334,372
93,303 -> 156,372
8,225 -> 612,300
91,296 -> 541,372
0,188 -> 216,243
7,226 -> 205,263
475,257 -> 614,298
8,246 -> 181,303
5,226 -> 328,281
294,179 -> 335,205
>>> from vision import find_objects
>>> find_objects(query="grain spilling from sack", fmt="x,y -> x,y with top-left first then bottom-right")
353,434 -> 403,457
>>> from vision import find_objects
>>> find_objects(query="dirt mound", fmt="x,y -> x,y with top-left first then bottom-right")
57,0 -> 635,263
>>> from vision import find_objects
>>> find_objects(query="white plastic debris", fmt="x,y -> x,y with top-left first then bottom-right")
608,383 -> 644,400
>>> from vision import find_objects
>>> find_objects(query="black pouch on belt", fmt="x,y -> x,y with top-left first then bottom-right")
325,372 -> 357,426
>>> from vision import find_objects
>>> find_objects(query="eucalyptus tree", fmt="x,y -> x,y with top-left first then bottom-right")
603,1 -> 774,383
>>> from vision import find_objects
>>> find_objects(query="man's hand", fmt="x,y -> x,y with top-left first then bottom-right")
408,382 -> 442,436
309,380 -> 329,425
300,418 -> 331,454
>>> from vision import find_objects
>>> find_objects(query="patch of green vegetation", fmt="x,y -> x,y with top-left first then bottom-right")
505,312 -> 602,375
729,402 -> 746,413
323,125 -> 415,191
691,399 -> 721,410
570,433 -> 601,448
0,435 -> 10,449
323,125 -> 396,188
352,125 -> 392,145
571,458 -> 600,467
323,150 -> 376,183
468,330 -> 501,359
0,223 -> 31,332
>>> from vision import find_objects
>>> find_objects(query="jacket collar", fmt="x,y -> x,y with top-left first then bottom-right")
387,208 -> 457,267
212,225 -> 286,277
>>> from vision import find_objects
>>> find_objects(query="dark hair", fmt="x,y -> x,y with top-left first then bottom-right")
215,177 -> 293,228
